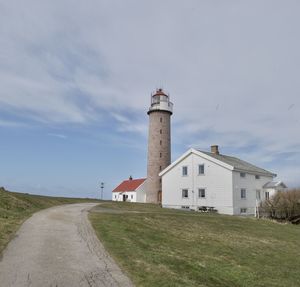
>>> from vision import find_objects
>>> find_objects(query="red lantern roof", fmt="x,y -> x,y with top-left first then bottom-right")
153,88 -> 167,96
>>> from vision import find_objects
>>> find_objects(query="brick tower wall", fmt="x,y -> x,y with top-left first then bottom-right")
146,110 -> 171,203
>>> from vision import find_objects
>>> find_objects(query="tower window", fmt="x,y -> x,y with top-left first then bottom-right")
160,166 -> 162,171
160,152 -> 162,158
160,117 -> 162,122
160,140 -> 162,145
160,129 -> 162,134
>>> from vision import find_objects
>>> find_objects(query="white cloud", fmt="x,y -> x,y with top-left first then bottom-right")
0,0 -> 299,185
47,133 -> 67,139
0,119 -> 27,128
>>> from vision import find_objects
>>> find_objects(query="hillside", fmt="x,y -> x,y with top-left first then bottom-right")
90,202 -> 300,287
0,187 -> 99,253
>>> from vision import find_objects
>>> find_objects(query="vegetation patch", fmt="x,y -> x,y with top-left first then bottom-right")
90,202 -> 300,287
0,187 -> 99,253
260,189 -> 300,223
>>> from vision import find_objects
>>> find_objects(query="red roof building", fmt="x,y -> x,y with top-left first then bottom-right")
112,177 -> 147,202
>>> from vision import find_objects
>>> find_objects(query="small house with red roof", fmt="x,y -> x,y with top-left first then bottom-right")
112,176 -> 147,202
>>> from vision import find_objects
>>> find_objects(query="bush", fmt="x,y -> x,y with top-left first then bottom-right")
260,189 -> 300,222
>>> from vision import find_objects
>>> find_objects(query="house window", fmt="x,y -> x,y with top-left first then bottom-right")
182,189 -> 188,198
198,188 -> 206,198
114,195 -> 117,199
240,172 -> 246,178
160,129 -> 162,134
181,206 -> 190,209
240,208 -> 247,214
255,175 -> 260,179
265,191 -> 270,200
131,195 -> 133,199
198,164 -> 205,175
256,190 -> 261,200
182,166 -> 188,176
241,188 -> 246,199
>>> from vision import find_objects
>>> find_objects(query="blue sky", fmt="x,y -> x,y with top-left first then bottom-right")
0,0 -> 299,199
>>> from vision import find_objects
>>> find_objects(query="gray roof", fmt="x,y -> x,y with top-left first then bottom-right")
199,151 -> 275,177
263,181 -> 287,189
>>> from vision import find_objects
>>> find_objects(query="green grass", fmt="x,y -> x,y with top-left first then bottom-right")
0,187 -> 99,254
89,202 -> 300,287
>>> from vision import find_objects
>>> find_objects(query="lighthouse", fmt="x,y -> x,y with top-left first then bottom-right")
146,88 -> 173,203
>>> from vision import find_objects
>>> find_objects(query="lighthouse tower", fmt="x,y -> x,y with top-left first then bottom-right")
146,88 -> 173,203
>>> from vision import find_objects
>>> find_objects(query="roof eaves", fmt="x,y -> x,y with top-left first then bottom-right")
112,178 -> 146,192
233,167 -> 276,177
159,148 -> 234,177
135,179 -> 147,190
159,148 -> 194,176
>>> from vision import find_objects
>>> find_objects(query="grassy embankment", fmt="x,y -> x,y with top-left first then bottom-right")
0,187 -> 99,253
90,202 -> 300,287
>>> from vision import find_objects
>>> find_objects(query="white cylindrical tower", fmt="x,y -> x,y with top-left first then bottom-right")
146,88 -> 173,203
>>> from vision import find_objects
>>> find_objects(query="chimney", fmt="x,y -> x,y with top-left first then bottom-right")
129,176 -> 133,180
211,145 -> 219,155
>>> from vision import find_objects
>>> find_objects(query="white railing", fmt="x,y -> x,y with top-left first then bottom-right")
149,101 -> 173,113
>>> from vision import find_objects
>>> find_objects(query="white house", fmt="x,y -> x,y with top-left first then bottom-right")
262,181 -> 288,199
112,177 -> 146,202
159,145 -> 281,216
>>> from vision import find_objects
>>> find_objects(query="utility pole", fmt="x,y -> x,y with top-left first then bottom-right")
100,182 -> 104,200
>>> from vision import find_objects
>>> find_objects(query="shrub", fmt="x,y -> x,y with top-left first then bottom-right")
260,189 -> 300,222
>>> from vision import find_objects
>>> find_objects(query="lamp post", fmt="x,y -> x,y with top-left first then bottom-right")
100,182 -> 104,200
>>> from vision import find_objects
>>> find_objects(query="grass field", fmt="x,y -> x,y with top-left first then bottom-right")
90,202 -> 300,287
0,187 -> 99,253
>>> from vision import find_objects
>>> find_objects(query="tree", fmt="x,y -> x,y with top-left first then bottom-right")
260,189 -> 300,222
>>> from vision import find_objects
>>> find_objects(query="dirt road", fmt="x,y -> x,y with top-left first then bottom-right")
0,203 -> 133,287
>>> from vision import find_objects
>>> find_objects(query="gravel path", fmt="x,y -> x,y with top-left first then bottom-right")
0,203 -> 133,287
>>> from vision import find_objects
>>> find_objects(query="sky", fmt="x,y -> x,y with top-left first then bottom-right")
0,0 -> 299,199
